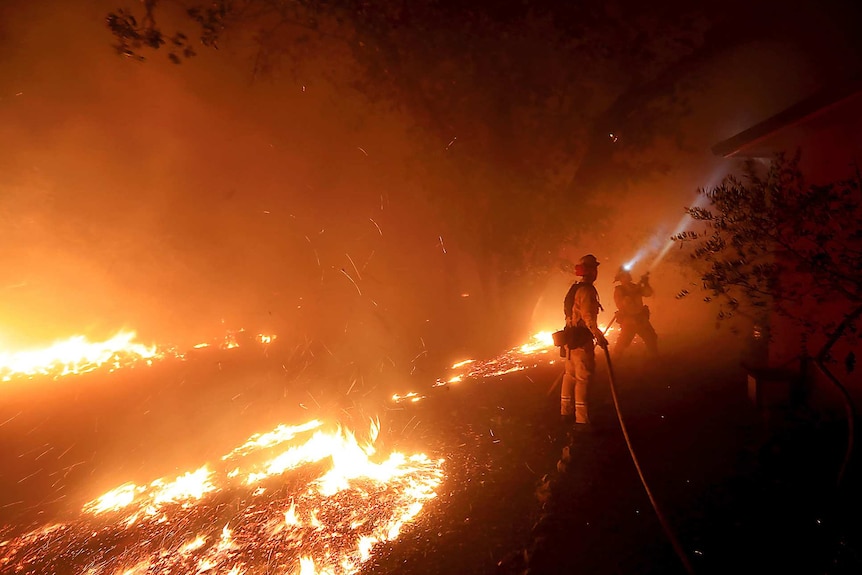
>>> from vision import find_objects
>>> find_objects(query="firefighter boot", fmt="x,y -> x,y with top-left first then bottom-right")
558,414 -> 574,445
573,401 -> 592,434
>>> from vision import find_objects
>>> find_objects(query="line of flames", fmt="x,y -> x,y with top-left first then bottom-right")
0,329 -> 277,382
0,419 -> 444,574
0,324 -> 612,573
0,323 -> 609,394
392,324 -> 616,404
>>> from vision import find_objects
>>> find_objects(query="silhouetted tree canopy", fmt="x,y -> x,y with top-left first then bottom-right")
105,0 -> 862,346
105,1 -> 709,307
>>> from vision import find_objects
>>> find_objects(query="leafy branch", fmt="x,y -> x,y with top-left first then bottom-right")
675,153 -> 862,349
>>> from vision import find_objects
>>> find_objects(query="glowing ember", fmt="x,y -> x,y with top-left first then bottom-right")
391,392 -> 426,404
216,328 -> 278,350
0,331 -> 160,382
0,419 -> 444,574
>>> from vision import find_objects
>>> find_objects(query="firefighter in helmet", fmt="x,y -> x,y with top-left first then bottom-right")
612,266 -> 659,358
561,254 -> 608,428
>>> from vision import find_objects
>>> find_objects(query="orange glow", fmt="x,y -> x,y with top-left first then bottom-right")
1,418 -> 445,574
401,327 -> 617,395
392,392 -> 426,404
0,327 -> 282,384
518,330 -> 554,353
433,330 -> 563,386
0,331 -> 160,382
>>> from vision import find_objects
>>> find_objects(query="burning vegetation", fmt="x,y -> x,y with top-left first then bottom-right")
3,1 -> 862,573
0,329 -> 277,383
1,417 -> 443,575
0,324 -> 606,574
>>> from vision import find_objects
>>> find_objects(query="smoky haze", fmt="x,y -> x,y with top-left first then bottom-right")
2,0 -> 862,546
0,0 -> 481,392
2,0 -> 861,384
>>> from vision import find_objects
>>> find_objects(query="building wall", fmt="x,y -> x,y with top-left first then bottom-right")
741,91 -> 862,409
737,91 -> 862,182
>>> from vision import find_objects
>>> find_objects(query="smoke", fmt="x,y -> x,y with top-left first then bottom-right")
554,33 -> 856,354
3,0 -> 861,538
2,0 -> 858,374
0,0 -> 471,397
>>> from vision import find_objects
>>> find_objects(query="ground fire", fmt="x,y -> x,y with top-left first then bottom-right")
0,324 -> 617,574
0,325 -> 570,571
0,417 -> 444,574
0,329 -> 278,383
0,331 -> 160,382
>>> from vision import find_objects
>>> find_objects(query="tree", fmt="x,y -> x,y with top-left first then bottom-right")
674,153 -> 861,485
675,154 -> 862,356
105,0 -> 710,342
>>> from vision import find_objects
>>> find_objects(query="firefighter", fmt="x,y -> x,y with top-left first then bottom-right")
561,254 -> 608,428
612,267 -> 659,358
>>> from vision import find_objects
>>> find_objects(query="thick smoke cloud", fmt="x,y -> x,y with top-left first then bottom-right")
2,0 -> 861,536
2,0 -> 860,373
0,0 -> 475,393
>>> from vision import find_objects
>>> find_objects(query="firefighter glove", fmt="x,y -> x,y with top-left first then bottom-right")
595,333 -> 609,349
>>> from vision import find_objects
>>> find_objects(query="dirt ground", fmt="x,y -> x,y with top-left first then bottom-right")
369,338 -> 862,575
1,337 -> 860,574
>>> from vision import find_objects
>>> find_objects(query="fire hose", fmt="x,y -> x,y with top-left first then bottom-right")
602,345 -> 696,575
545,314 -> 695,573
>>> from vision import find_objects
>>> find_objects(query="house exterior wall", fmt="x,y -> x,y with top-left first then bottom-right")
732,90 -> 862,182
724,88 -> 862,411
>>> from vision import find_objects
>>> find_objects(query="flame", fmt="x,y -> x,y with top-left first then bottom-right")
432,330 -> 564,387
0,331 -> 161,382
397,327 -> 617,398
1,419 -> 444,574
0,327 -> 281,384
518,330 -> 554,354
391,392 -> 426,404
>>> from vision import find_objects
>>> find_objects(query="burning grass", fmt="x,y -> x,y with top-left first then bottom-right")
0,329 -> 277,384
0,419 -> 444,575
0,325 -> 619,574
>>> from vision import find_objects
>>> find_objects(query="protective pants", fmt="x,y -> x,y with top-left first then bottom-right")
614,318 -> 658,358
561,344 -> 595,424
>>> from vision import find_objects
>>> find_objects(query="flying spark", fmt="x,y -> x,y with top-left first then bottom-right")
340,269 -> 362,296
369,218 -> 383,236
345,253 -> 362,281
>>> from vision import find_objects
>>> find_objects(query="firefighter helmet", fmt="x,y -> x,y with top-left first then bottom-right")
614,267 -> 632,283
574,254 -> 600,276
579,254 -> 600,268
